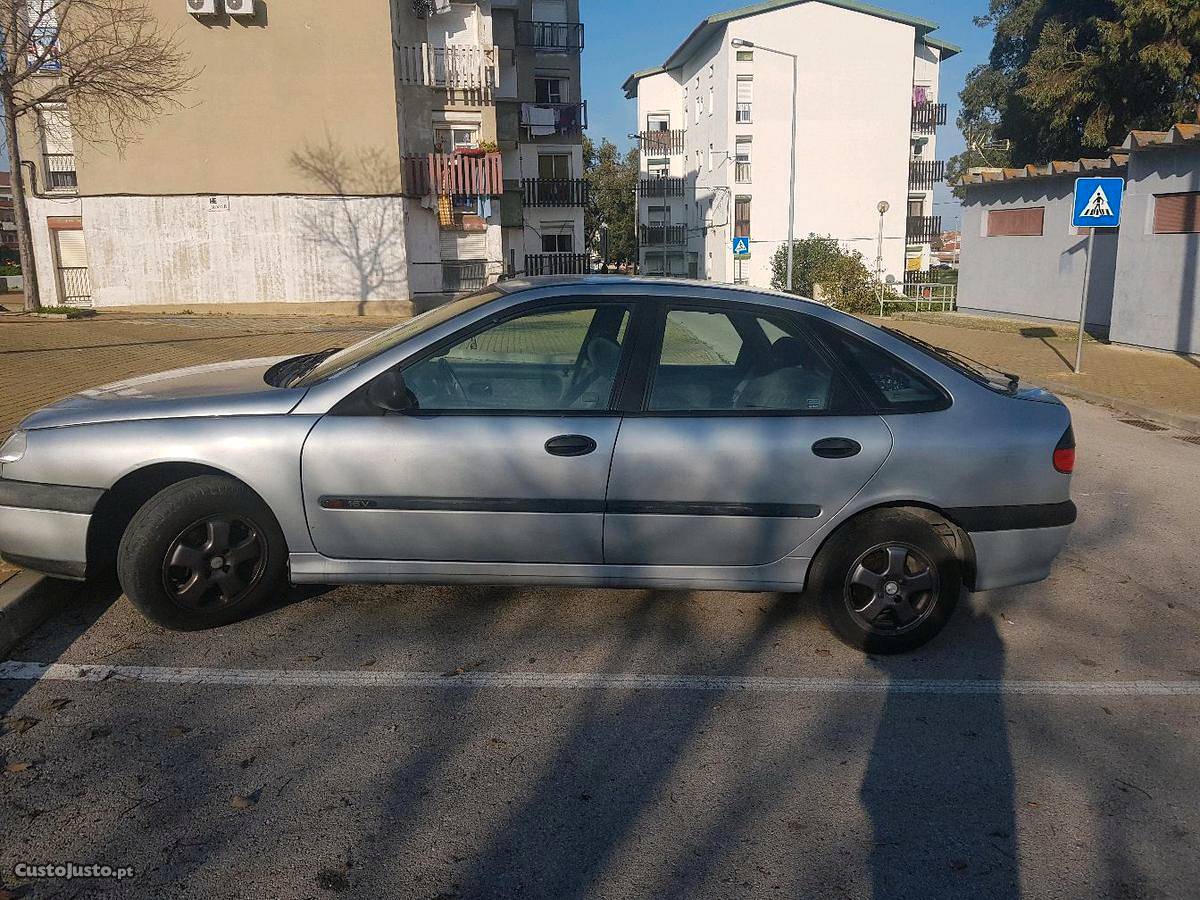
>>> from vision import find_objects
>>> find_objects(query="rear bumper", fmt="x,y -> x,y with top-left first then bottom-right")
0,480 -> 104,581
966,522 -> 1074,592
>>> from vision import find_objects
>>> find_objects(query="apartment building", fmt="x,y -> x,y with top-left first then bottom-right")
0,174 -> 16,262
17,0 -> 587,309
623,0 -> 958,288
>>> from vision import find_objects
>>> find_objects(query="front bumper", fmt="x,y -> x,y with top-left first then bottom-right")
0,479 -> 104,580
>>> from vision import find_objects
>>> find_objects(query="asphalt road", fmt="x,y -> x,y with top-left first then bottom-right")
2,398 -> 1199,900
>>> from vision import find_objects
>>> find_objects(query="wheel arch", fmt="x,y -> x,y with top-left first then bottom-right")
86,462 -> 268,579
810,501 -> 978,591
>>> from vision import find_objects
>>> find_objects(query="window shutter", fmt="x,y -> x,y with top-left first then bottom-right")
986,207 -> 1044,236
736,77 -> 753,104
55,229 -> 88,268
1153,193 -> 1200,234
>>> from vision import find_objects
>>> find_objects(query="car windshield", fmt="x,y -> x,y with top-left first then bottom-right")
287,288 -> 504,388
881,326 -> 1020,395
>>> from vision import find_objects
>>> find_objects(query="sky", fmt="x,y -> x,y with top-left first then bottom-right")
581,0 -> 996,230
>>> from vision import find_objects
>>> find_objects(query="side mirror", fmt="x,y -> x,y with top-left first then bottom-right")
366,369 -> 417,414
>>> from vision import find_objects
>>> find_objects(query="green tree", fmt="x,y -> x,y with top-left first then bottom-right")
583,136 -> 638,267
949,0 -> 1200,184
769,235 -> 896,315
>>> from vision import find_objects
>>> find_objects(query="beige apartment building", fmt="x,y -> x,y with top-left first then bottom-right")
19,0 -> 588,309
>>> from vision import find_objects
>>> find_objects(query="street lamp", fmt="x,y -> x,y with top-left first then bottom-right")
731,38 -> 798,292
875,200 -> 889,314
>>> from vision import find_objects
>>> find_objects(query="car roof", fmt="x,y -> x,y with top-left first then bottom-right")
494,275 -> 826,307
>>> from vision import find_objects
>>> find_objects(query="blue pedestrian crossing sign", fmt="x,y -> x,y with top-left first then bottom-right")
731,236 -> 750,256
1072,177 -> 1124,228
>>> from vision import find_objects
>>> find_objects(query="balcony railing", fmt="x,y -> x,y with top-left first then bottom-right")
906,215 -> 942,245
57,266 -> 92,305
402,151 -> 503,197
44,153 -> 77,192
909,159 -> 946,189
911,101 -> 948,135
396,44 -> 499,91
525,253 -> 590,276
516,20 -> 584,52
734,162 -> 752,183
442,261 -> 487,293
638,129 -> 684,155
637,176 -> 686,198
735,103 -> 752,124
640,224 -> 687,246
520,101 -> 587,137
522,178 -> 588,207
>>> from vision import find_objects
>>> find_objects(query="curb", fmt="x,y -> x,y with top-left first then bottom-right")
1029,378 -> 1200,435
0,571 -> 81,659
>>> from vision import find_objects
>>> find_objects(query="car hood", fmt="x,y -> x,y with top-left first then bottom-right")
20,356 -> 308,430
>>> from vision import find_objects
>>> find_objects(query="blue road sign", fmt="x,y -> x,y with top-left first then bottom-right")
731,236 -> 750,256
1072,177 -> 1124,228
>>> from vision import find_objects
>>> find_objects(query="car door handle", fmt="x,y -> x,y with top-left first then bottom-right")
812,437 -> 862,459
544,434 -> 597,457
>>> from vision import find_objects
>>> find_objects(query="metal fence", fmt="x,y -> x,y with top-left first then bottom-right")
525,253 -> 590,276
516,20 -> 584,51
57,266 -> 92,305
880,282 -> 957,315
522,178 -> 588,207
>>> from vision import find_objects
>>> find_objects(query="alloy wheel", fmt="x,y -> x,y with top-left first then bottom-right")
161,515 -> 266,610
844,542 -> 940,635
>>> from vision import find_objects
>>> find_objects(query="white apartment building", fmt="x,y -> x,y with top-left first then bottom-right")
17,0 -> 588,311
623,0 -> 958,287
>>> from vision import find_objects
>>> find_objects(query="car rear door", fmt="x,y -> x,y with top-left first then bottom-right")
301,300 -> 634,564
603,301 -> 893,567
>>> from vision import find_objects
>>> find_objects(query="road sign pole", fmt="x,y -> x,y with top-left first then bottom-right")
1074,227 -> 1094,374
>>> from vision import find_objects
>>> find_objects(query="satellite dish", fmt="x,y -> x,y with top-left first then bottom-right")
885,275 -> 897,285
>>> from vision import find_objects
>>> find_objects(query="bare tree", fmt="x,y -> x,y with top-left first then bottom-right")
290,139 -> 410,313
1,0 -> 196,310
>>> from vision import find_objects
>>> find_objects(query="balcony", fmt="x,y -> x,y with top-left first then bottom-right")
520,101 -> 587,137
525,253 -> 590,276
911,101 -> 948,135
516,20 -> 584,52
44,153 -> 77,193
396,44 -> 499,92
637,176 -> 686,198
909,159 -> 946,189
638,129 -> 685,156
522,178 -> 588,207
402,151 -> 504,197
640,224 -> 687,246
906,215 -> 942,245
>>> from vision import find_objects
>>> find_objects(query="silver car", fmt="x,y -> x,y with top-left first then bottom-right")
0,278 -> 1076,653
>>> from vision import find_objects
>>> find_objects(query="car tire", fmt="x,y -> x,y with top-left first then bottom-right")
117,475 -> 288,631
810,508 -> 962,654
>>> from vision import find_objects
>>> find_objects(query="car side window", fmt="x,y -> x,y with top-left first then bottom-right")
813,321 -> 949,413
403,304 -> 630,412
647,307 -> 857,413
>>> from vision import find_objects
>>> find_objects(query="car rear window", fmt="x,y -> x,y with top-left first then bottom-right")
812,321 -> 950,414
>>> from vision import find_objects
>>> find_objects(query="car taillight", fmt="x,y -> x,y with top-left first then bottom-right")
1053,424 -> 1075,474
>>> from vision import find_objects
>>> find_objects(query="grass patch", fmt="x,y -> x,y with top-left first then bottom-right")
33,306 -> 96,319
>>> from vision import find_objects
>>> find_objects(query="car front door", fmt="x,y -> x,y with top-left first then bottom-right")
301,300 -> 633,564
603,302 -> 893,567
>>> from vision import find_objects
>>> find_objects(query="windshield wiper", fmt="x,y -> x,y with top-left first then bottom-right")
268,347 -> 342,388
883,327 -> 1020,394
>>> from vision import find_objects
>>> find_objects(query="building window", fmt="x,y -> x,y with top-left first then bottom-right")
736,49 -> 753,62
734,195 -> 751,238
647,205 -> 670,226
541,227 -> 574,253
646,113 -> 670,132
708,143 -> 713,172
538,154 -> 570,179
907,196 -> 925,218
434,125 -> 479,153
646,157 -> 669,178
735,137 -> 751,183
1153,192 -> 1200,234
535,76 -> 567,103
986,207 -> 1044,237
38,104 -> 77,193
736,76 -> 753,123
695,94 -> 703,119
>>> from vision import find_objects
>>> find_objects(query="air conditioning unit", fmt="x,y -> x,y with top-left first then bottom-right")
224,0 -> 255,15
186,0 -> 217,14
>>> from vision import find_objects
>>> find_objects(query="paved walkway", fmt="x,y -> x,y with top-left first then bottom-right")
875,315 -> 1200,428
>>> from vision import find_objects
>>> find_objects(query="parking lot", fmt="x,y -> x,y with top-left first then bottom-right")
1,394 -> 1199,899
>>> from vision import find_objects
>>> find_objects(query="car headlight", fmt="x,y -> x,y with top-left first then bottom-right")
0,430 -> 27,464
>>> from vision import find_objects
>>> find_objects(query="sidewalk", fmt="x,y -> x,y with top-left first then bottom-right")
875,313 -> 1200,431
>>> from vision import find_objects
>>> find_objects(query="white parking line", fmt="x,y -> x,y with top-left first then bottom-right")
3,660 -> 1200,697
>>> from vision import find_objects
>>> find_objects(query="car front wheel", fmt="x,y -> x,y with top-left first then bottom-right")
117,475 -> 288,631
810,509 -> 962,654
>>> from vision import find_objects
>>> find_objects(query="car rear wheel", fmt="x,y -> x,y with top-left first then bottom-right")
117,475 -> 287,631
810,509 -> 962,654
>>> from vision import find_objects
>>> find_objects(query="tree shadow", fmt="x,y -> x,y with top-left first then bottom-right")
290,138 -> 411,315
